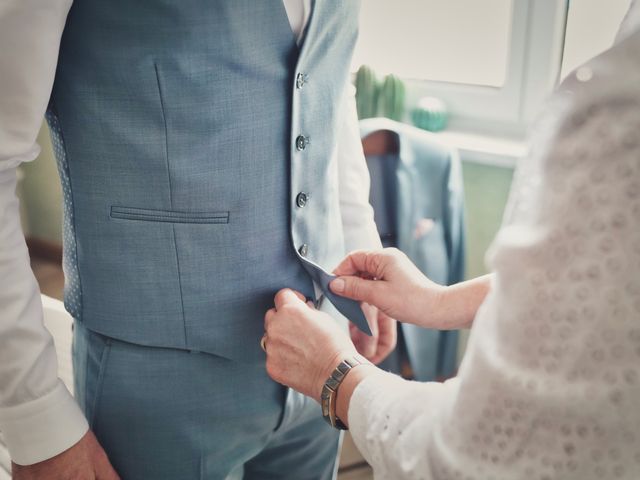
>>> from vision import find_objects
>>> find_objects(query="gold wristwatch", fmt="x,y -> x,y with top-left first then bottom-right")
321,354 -> 370,430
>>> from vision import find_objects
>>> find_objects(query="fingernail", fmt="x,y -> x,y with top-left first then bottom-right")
331,278 -> 345,293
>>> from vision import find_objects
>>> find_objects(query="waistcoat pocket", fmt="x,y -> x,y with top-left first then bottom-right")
110,206 -> 229,224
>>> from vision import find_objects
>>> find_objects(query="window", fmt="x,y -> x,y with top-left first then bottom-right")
352,0 -> 635,161
352,0 -> 569,136
561,0 -> 632,79
352,0 -> 514,88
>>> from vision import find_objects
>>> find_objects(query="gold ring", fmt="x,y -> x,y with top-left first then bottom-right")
260,334 -> 267,352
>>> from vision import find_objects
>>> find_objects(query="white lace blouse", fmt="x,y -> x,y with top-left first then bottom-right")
349,8 -> 640,480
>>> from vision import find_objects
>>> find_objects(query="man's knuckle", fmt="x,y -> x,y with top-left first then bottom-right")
266,361 -> 283,382
268,321 -> 281,336
274,289 -> 289,304
265,360 -> 276,377
279,303 -> 298,316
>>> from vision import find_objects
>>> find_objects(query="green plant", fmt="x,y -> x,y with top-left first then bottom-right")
378,74 -> 406,121
354,65 -> 379,119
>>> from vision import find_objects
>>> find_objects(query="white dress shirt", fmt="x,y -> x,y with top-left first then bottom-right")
348,5 -> 640,479
0,0 -> 379,465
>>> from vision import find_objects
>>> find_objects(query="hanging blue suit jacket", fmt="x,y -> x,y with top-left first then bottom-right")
360,118 -> 466,381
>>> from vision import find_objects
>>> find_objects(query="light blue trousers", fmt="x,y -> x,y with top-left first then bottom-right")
72,321 -> 341,479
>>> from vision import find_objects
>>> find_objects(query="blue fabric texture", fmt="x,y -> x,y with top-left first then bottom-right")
47,0 -> 361,362
360,118 -> 466,381
72,321 -> 341,480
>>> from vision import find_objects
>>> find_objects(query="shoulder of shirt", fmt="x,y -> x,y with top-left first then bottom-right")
557,29 -> 640,118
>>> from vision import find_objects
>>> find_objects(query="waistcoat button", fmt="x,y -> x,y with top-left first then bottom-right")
296,72 -> 308,89
298,244 -> 309,257
295,135 -> 308,151
296,192 -> 308,208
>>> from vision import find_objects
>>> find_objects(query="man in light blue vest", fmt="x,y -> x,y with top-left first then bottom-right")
0,1 -> 395,479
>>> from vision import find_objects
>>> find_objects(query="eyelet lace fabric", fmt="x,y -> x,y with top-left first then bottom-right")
348,30 -> 640,480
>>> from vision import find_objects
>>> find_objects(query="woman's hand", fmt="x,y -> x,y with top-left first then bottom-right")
330,248 -> 446,328
331,248 -> 492,330
264,289 -> 358,402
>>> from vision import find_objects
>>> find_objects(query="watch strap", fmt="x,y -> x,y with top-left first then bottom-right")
321,354 -> 370,430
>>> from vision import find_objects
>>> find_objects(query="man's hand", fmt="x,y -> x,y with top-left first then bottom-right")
264,289 -> 359,402
351,304 -> 397,364
12,430 -> 120,480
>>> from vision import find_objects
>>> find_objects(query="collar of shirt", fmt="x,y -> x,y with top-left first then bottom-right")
282,0 -> 312,44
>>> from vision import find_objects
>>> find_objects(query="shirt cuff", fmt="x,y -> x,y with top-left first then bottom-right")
348,371 -> 406,461
348,371 -> 458,470
0,380 -> 88,465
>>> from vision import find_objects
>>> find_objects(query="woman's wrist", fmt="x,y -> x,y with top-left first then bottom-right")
409,280 -> 448,328
435,275 -> 493,329
434,284 -> 462,329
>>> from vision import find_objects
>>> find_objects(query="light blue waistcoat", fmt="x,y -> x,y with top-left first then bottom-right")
47,0 -> 360,362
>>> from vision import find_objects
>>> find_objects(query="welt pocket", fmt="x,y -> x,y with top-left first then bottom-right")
110,206 -> 229,224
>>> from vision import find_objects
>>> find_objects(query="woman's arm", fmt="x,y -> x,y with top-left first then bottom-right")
342,83 -> 640,479
331,248 -> 492,330
435,274 -> 492,329
328,95 -> 640,479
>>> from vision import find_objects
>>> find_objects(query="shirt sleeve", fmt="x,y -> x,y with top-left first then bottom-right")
337,84 -> 382,253
348,76 -> 640,479
0,0 -> 89,466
